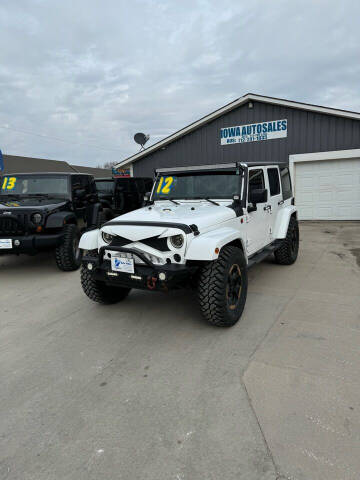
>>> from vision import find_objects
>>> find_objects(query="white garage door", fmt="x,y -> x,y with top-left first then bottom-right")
295,158 -> 360,220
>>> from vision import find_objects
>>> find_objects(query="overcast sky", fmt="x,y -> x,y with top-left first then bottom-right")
0,0 -> 359,167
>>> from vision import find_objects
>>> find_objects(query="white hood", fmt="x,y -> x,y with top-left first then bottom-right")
101,200 -> 236,241
119,200 -> 233,226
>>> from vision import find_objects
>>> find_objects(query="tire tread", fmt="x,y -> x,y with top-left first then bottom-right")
198,246 -> 247,327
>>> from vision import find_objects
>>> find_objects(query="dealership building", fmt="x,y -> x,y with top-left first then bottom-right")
115,93 -> 360,220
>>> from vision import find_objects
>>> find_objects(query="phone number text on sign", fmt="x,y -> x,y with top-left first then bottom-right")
220,119 -> 287,145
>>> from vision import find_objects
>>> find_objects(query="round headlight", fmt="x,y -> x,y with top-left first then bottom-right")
31,213 -> 42,224
170,234 -> 184,249
102,231 -> 114,244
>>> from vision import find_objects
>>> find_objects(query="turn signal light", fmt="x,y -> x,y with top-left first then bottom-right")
215,247 -> 219,254
36,226 -> 43,233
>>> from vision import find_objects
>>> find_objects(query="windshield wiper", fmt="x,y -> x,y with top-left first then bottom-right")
204,197 -> 220,206
157,197 -> 180,205
25,193 -> 50,197
0,193 -> 21,198
191,197 -> 220,205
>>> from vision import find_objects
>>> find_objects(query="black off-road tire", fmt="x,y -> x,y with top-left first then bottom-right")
274,216 -> 299,265
55,224 -> 83,271
198,246 -> 248,327
80,253 -> 131,304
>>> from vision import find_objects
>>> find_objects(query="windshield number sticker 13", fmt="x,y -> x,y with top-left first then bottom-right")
2,177 -> 17,190
157,176 -> 173,194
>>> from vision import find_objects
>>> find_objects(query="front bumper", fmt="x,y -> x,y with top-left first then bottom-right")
0,233 -> 64,254
83,246 -> 196,291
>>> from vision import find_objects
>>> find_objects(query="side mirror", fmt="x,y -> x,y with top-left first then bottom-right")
249,188 -> 268,205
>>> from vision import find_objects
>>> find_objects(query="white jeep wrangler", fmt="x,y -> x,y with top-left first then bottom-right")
79,162 -> 299,327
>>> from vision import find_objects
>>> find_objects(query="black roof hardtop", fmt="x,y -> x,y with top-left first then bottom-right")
1,172 -> 92,177
155,162 -> 288,175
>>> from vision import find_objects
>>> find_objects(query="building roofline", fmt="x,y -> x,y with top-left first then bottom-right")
115,93 -> 360,168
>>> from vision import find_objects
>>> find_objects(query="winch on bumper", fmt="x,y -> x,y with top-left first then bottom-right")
83,246 -> 196,291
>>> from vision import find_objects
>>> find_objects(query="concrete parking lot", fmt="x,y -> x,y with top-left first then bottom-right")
0,221 -> 359,480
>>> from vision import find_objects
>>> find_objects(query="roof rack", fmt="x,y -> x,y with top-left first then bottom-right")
155,163 -> 238,174
155,162 -> 287,174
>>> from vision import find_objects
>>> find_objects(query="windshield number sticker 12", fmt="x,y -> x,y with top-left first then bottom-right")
2,177 -> 17,190
157,176 -> 173,194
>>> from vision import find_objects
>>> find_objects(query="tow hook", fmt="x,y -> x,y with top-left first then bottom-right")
147,276 -> 157,290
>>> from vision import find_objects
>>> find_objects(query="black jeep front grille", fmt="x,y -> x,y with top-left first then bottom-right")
110,236 -> 132,247
0,216 -> 25,235
109,235 -> 170,252
140,236 -> 170,252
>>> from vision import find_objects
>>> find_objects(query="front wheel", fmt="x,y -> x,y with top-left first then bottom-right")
198,246 -> 248,327
80,260 -> 131,304
55,224 -> 83,271
274,216 -> 299,265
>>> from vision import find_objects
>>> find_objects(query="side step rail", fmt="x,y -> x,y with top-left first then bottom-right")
247,240 -> 282,268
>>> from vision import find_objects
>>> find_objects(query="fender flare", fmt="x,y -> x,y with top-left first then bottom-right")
79,229 -> 99,250
185,227 -> 247,262
273,206 -> 297,239
45,211 -> 76,229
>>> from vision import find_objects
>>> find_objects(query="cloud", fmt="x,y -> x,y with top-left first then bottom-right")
0,0 -> 359,166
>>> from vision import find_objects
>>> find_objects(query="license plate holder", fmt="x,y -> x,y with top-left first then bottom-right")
111,255 -> 134,274
0,239 -> 12,249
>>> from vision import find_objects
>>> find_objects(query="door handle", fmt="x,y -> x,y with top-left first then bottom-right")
278,200 -> 284,206
263,205 -> 272,211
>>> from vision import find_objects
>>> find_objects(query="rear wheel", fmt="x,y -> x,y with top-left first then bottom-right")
198,246 -> 248,327
80,254 -> 131,304
55,224 -> 82,271
274,216 -> 299,265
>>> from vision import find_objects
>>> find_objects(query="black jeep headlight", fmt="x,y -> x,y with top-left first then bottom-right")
102,231 -> 114,244
31,213 -> 43,224
170,234 -> 184,249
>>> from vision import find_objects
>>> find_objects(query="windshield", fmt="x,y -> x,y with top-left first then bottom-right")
152,172 -> 241,200
0,175 -> 69,197
95,180 -> 114,193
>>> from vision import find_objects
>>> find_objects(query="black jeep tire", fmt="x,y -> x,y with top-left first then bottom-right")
274,216 -> 299,265
80,255 -> 131,304
55,224 -> 83,271
198,246 -> 248,327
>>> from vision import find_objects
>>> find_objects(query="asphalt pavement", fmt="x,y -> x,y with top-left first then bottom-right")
0,221 -> 359,480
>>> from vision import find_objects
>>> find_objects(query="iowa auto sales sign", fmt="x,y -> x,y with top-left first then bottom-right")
220,119 -> 287,145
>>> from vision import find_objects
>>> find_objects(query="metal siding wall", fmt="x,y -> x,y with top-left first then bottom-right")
133,101 -> 360,177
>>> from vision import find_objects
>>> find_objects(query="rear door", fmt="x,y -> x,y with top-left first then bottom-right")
246,168 -> 270,255
265,166 -> 283,241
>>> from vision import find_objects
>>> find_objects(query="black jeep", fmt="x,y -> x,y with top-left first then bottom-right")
0,172 -> 101,271
95,177 -> 153,221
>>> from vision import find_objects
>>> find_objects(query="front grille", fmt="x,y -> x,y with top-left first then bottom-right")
140,236 -> 170,252
110,236 -> 132,247
110,235 -> 170,252
0,216 -> 25,235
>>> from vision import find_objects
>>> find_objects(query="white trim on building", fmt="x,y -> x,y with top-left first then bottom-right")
289,148 -> 360,184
